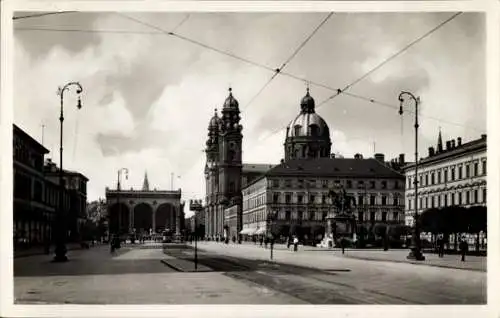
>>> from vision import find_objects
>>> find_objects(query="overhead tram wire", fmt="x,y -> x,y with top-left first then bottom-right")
242,12 -> 334,113
13,11 -> 77,20
316,12 -> 463,109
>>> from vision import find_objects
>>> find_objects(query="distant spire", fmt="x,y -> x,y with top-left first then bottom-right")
437,127 -> 443,152
142,171 -> 150,191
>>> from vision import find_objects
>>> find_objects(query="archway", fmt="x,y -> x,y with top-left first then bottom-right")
156,203 -> 175,233
134,203 -> 153,233
108,203 -> 130,234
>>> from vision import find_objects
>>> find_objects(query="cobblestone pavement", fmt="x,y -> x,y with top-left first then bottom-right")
14,245 -> 303,304
192,241 -> 486,304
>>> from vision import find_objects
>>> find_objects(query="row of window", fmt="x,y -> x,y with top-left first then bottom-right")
407,159 -> 486,189
243,194 -> 267,211
271,192 -> 402,206
270,178 -> 402,190
14,138 -> 45,171
14,172 -> 72,210
243,210 -> 401,223
407,188 -> 487,210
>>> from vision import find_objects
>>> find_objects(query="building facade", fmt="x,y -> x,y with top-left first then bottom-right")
105,172 -> 184,236
403,133 -> 487,226
241,157 -> 406,240
13,124 -> 87,247
203,88 -> 274,240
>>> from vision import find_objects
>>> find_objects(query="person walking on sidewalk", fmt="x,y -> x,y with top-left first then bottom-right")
459,236 -> 468,262
437,234 -> 445,258
293,236 -> 299,252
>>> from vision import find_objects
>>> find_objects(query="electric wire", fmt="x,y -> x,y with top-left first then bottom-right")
13,11 -> 77,20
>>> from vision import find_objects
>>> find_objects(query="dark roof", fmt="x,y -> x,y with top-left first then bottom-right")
403,135 -> 486,170
242,163 -> 275,174
266,158 -> 404,179
13,124 -> 49,154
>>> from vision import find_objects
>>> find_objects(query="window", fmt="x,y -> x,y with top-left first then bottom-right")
229,182 -> 235,193
322,180 -> 328,188
393,212 -> 398,221
346,180 -> 352,189
465,191 -> 470,204
444,195 -> 448,207
451,168 -> 455,181
458,192 -> 462,205
297,179 -> 304,188
424,175 -> 428,186
272,179 -> 279,188
370,212 -> 375,221
285,211 -> 291,220
419,198 -> 422,210
482,161 -> 487,175
419,175 -> 423,186
309,195 -> 315,204
309,124 -> 319,137
425,197 -> 428,209
381,196 -> 387,205
358,212 -> 364,222
431,173 -> 435,185
444,170 -> 448,182
297,195 -> 303,204
285,193 -> 291,204
394,181 -> 400,189
408,199 -> 412,210
431,196 -> 435,208
465,165 -> 470,178
483,188 -> 487,202
381,181 -> 387,189
370,195 -> 376,205
322,195 -> 327,204
393,197 -> 398,206
437,171 -> 442,183
474,162 -> 479,176
273,193 -> 280,203
358,195 -> 364,206
294,125 -> 301,136
382,212 -> 387,222
407,177 -> 412,189
451,193 -> 455,206
474,190 -> 478,203
370,181 -> 376,189
458,166 -> 463,179
285,179 -> 292,188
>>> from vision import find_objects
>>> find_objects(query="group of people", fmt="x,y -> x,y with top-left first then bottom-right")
436,234 -> 471,262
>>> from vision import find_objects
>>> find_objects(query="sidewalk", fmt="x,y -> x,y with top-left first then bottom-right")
14,242 -> 89,258
201,241 -> 485,272
14,245 -> 305,304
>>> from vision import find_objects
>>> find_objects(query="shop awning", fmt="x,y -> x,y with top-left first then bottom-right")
255,227 -> 266,235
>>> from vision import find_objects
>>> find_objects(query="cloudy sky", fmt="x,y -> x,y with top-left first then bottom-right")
13,11 -> 485,214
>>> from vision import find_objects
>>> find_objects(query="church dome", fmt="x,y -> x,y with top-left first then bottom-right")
286,112 -> 330,138
286,89 -> 330,138
223,88 -> 239,110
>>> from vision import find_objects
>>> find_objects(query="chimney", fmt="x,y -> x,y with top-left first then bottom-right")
451,140 -> 456,148
457,137 -> 462,146
354,153 -> 363,159
428,147 -> 435,157
446,140 -> 451,150
374,153 -> 385,162
399,153 -> 405,165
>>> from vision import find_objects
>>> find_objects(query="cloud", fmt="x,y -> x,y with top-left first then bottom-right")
13,12 -> 486,206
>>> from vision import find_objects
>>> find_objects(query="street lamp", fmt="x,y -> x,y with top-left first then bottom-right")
398,91 -> 425,261
190,200 -> 203,271
117,168 -> 129,236
53,82 -> 83,263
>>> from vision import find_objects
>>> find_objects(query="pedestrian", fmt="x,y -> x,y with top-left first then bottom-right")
459,236 -> 468,262
293,236 -> 299,252
287,237 -> 291,249
265,237 -> 268,249
438,234 -> 445,258
259,236 -> 263,247
340,238 -> 345,255
436,234 -> 442,257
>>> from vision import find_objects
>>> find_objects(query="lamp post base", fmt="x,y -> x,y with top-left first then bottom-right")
406,247 -> 425,261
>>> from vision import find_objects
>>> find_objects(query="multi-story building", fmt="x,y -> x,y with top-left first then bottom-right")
241,155 -> 406,240
13,124 -> 85,247
403,132 -> 487,227
44,159 -> 89,241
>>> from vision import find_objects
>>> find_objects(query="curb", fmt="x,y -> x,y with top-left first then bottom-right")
160,259 -> 213,272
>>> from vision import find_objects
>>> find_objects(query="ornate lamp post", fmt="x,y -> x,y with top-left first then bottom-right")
53,82 -> 83,262
398,91 -> 425,261
116,168 -> 129,235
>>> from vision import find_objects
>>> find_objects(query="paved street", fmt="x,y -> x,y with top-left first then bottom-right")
14,241 -> 485,305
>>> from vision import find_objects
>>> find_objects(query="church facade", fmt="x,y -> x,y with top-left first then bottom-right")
203,89 -> 273,240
